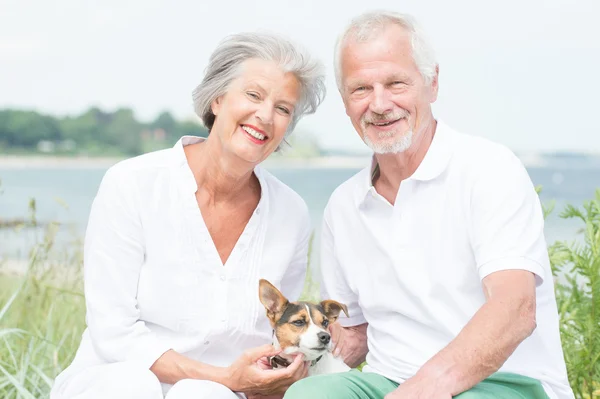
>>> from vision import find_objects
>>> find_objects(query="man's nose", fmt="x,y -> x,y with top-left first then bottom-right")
369,86 -> 393,115
318,332 -> 331,345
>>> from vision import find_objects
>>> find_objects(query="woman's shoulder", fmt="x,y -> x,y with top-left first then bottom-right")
110,148 -> 174,174
99,148 -> 177,193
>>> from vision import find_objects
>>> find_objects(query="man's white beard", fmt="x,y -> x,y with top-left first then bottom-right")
364,128 -> 413,154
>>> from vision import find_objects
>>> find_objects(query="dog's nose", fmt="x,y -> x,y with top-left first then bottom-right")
318,332 -> 331,345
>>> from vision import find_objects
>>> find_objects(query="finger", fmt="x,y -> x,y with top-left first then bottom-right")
299,361 -> 310,378
270,352 -> 305,379
329,323 -> 341,343
329,324 -> 343,355
291,359 -> 310,380
246,344 -> 282,362
333,343 -> 343,358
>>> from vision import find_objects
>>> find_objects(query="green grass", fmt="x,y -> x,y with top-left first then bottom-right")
0,224 -> 86,399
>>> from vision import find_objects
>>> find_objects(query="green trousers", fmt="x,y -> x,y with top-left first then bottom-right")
284,369 -> 549,399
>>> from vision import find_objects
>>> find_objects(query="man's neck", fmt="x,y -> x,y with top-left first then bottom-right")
184,134 -> 257,203
373,118 -> 437,202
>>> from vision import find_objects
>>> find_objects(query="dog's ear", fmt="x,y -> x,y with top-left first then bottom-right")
259,279 -> 289,317
320,300 -> 349,322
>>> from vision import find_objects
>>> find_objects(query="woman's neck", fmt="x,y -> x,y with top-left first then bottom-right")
184,134 -> 258,203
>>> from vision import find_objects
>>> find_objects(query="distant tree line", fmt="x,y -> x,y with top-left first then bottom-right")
0,108 -> 208,156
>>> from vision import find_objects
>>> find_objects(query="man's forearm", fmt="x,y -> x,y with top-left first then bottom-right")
411,296 -> 536,396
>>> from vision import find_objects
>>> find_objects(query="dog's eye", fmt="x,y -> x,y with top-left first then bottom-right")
322,320 -> 329,328
292,320 -> 305,327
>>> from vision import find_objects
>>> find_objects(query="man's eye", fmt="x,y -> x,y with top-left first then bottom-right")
322,320 -> 329,328
292,320 -> 305,327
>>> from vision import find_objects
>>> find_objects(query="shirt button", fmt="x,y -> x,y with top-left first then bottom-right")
204,340 -> 210,345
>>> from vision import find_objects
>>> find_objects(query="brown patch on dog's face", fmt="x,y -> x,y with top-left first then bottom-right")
272,303 -> 310,349
308,304 -> 332,330
320,300 -> 349,322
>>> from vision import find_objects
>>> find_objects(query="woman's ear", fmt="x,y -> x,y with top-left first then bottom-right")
211,96 -> 223,116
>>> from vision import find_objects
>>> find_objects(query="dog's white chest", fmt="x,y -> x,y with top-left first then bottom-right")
308,353 -> 351,376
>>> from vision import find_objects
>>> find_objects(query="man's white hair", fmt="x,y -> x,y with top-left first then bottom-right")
334,10 -> 437,91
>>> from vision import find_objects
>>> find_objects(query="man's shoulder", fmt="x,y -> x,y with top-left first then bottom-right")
324,166 -> 370,216
446,125 -> 524,175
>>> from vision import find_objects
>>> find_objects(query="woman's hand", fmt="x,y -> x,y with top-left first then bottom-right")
226,344 -> 309,395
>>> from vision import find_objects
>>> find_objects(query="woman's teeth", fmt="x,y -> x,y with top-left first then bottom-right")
242,126 -> 266,140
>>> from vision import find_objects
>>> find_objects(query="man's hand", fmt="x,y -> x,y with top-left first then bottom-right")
226,345 -> 309,396
329,322 -> 368,368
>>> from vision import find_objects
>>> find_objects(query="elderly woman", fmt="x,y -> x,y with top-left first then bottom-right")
50,32 -> 326,399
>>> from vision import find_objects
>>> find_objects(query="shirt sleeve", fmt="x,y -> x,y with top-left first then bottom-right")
469,148 -> 548,285
279,205 -> 310,302
319,207 -> 366,327
84,166 -> 172,368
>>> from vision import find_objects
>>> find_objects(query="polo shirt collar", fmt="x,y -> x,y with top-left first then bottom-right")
356,120 -> 454,204
409,120 -> 454,181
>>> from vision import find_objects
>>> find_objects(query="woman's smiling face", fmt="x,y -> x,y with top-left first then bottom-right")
210,58 -> 301,164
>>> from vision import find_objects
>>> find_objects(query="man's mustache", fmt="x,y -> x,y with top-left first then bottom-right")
361,110 -> 409,125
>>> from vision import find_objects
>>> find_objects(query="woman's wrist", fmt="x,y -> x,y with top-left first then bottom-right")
209,365 -> 236,390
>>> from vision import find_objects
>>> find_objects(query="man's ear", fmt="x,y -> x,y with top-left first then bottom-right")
429,64 -> 440,103
320,300 -> 349,322
259,279 -> 289,317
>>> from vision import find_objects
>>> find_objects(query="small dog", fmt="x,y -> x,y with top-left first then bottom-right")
258,279 -> 351,376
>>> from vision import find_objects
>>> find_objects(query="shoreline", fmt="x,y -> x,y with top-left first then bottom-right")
0,154 -> 372,170
3,154 -> 600,171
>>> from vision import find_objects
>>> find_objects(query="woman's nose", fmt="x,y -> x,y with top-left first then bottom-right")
255,104 -> 274,125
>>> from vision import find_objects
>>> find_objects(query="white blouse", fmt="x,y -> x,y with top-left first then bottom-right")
56,136 -> 310,385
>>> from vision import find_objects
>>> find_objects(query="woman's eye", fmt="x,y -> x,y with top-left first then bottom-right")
292,320 -> 305,327
322,320 -> 329,328
277,106 -> 290,115
247,92 -> 260,100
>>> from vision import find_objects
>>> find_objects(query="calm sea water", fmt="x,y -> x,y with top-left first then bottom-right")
0,165 -> 599,261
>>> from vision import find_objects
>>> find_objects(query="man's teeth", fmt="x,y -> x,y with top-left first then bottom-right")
373,120 -> 397,126
242,126 -> 266,140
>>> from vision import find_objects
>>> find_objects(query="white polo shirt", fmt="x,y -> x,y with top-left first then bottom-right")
320,121 -> 573,399
53,136 -> 310,394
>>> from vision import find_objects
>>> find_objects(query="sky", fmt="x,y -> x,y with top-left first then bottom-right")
1,0 -> 599,154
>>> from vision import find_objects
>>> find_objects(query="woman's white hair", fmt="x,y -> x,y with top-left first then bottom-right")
334,11 -> 437,90
193,32 -> 326,140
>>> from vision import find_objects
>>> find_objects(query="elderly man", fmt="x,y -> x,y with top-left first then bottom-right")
284,10 -> 573,399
